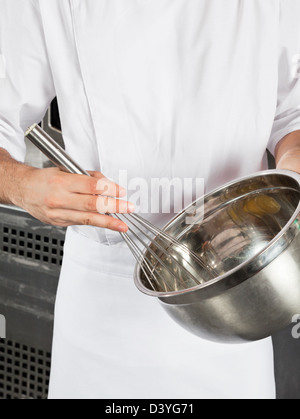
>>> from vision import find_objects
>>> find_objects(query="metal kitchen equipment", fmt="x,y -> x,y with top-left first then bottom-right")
25,125 -> 300,344
0,106 -> 65,400
25,124 -> 217,293
0,205 -> 65,399
136,170 -> 300,343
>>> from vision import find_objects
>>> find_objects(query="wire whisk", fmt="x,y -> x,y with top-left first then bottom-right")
26,125 -> 216,293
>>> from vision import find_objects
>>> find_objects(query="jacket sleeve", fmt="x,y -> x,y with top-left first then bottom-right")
268,0 -> 300,155
0,0 -> 55,162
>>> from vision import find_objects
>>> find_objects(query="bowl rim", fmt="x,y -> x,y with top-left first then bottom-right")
134,169 -> 300,298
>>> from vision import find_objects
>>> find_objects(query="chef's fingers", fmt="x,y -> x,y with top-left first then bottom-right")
95,176 -> 127,198
46,192 -> 135,214
96,196 -> 135,214
61,172 -> 126,197
46,210 -> 128,232
88,171 -> 127,197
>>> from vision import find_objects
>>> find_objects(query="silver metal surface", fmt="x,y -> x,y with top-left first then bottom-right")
0,204 -> 65,399
25,104 -> 64,169
135,170 -> 300,343
26,125 -> 88,176
25,125 -> 213,293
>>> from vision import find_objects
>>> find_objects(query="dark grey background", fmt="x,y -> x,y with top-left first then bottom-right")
273,324 -> 300,399
273,322 -> 300,400
268,151 -> 300,400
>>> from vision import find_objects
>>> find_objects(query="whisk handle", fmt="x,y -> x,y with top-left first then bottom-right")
25,124 -> 90,177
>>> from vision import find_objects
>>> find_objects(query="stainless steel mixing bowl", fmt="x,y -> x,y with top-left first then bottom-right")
134,170 -> 300,343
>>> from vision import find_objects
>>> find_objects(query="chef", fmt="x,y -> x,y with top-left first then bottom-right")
0,0 -> 300,399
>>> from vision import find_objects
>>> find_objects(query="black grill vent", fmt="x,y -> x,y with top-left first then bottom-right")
0,339 -> 51,399
2,226 -> 64,267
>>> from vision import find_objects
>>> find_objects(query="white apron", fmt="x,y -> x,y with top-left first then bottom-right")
1,0 -> 300,399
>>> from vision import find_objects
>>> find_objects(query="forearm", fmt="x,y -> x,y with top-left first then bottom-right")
0,148 -> 33,205
0,147 -> 131,231
275,130 -> 300,172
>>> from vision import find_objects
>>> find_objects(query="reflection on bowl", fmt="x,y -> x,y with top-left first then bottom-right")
135,170 -> 300,343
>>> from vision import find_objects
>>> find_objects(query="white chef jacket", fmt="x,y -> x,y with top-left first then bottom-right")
1,0 -> 300,399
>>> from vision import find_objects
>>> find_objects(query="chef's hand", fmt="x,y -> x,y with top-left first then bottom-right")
276,130 -> 300,174
13,167 -> 133,232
